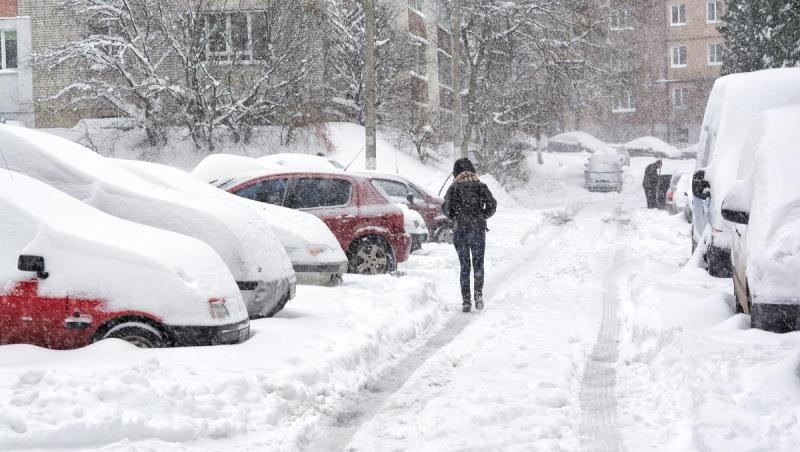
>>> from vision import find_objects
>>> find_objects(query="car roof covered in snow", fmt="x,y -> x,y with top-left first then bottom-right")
0,170 -> 246,325
352,170 -> 434,196
0,125 -> 293,284
550,131 -> 615,154
258,153 -> 344,172
624,136 -> 682,159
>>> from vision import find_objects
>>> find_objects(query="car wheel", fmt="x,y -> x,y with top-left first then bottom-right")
434,225 -> 454,244
348,237 -> 393,275
103,322 -> 166,348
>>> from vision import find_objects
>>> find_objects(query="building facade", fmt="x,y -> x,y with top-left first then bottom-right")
584,0 -> 726,145
0,0 -> 34,126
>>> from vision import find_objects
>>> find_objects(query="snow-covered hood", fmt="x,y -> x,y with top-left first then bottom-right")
0,125 -> 293,285
117,159 -> 345,267
0,171 -> 247,326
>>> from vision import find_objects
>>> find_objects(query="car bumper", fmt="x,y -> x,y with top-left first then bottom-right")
293,261 -> 348,286
165,318 -> 251,346
587,184 -> 621,192
239,276 -> 297,318
751,303 -> 800,333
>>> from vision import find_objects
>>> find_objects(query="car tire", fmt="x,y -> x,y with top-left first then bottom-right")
103,322 -> 166,348
706,247 -> 732,278
434,225 -> 454,244
348,237 -> 394,275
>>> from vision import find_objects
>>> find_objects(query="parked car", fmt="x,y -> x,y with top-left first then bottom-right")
721,105 -> 800,332
355,171 -> 454,243
691,68 -> 800,277
0,125 -> 296,318
665,172 -> 692,222
217,169 -> 412,275
584,153 -> 623,192
398,204 -> 429,253
115,159 -> 349,286
0,171 -> 250,349
624,136 -> 682,159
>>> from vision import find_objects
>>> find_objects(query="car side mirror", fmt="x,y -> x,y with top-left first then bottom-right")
692,170 -> 711,199
721,207 -> 749,225
407,193 -> 415,204
18,255 -> 49,279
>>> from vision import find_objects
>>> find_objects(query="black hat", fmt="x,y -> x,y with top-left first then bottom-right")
452,158 -> 476,177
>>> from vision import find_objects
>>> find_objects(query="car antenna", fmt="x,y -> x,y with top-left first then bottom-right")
437,173 -> 452,197
344,147 -> 365,172
0,148 -> 12,180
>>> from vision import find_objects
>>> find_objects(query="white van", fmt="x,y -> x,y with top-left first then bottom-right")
691,68 -> 800,277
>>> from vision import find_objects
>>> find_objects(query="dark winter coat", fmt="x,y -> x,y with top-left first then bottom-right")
443,160 -> 497,231
642,162 -> 661,191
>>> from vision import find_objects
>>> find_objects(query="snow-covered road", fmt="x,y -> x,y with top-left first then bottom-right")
3,155 -> 800,452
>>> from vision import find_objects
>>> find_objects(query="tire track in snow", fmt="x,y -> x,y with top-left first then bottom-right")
579,221 -> 628,452
305,221 -> 572,452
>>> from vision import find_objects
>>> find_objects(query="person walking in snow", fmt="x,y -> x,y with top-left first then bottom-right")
443,158 -> 497,313
642,159 -> 662,209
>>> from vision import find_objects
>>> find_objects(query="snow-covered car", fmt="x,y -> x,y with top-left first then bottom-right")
665,172 -> 692,222
116,159 -> 348,286
356,171 -> 454,243
584,153 -> 623,192
549,131 -> 613,154
691,68 -> 800,277
0,125 -> 296,318
623,136 -> 682,159
0,171 -> 250,349
398,204 -> 429,253
258,153 -> 344,171
721,106 -> 800,332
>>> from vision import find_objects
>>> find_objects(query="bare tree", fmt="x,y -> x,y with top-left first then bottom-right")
395,105 -> 444,163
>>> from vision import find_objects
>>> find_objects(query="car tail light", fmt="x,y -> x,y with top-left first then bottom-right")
208,298 -> 230,319
391,211 -> 405,233
668,191 -> 674,201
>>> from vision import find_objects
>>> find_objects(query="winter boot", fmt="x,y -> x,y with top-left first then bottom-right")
462,298 -> 471,313
474,292 -> 484,311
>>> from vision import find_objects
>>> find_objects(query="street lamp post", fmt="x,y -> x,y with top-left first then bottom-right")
364,0 -> 377,170
451,0 -> 466,159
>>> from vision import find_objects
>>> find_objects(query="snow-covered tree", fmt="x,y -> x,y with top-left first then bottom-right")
323,0 -> 413,125
36,0 -> 180,146
720,0 -> 800,75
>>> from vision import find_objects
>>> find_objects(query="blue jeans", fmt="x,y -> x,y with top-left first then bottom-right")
454,227 -> 486,301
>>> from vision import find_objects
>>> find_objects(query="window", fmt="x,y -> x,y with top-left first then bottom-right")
707,1 -> 720,22
1,30 -> 17,70
203,12 -> 273,62
374,180 -> 408,201
672,87 -> 688,108
235,179 -> 289,206
438,51 -> 452,87
289,178 -> 352,209
408,185 -> 425,201
612,89 -> 635,113
671,4 -> 686,25
708,43 -> 723,65
412,39 -> 427,77
436,0 -> 451,27
671,46 -> 687,67
408,0 -> 425,13
610,9 -> 633,31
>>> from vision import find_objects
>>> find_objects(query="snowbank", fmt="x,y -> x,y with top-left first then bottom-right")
0,171 -> 246,325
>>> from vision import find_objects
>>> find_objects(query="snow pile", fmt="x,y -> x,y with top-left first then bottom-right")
549,131 -> 615,154
116,160 -> 347,269
0,171 -> 246,325
398,204 -> 429,236
624,136 -> 682,159
0,125 -> 294,315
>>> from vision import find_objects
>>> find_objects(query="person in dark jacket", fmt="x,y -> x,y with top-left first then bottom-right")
642,159 -> 662,209
442,158 -> 497,312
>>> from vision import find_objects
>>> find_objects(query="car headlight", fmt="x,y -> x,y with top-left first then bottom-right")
208,299 -> 230,319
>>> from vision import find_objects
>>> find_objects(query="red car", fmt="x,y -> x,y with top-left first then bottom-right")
226,172 -> 411,275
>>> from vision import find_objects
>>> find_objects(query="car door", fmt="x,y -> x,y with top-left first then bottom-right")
0,281 -> 33,345
0,280 -> 68,348
286,177 -> 356,250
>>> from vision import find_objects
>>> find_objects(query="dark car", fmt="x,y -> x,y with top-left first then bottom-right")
355,171 -> 454,243
226,172 -> 412,275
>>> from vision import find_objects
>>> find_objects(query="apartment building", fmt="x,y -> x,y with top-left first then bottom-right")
585,0 -> 726,145
0,0 -> 33,126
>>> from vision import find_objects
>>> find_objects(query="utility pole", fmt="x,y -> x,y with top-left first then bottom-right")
364,0 -> 377,170
451,0 -> 466,159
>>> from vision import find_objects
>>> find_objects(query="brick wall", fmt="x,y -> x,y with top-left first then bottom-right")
0,0 -> 16,17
